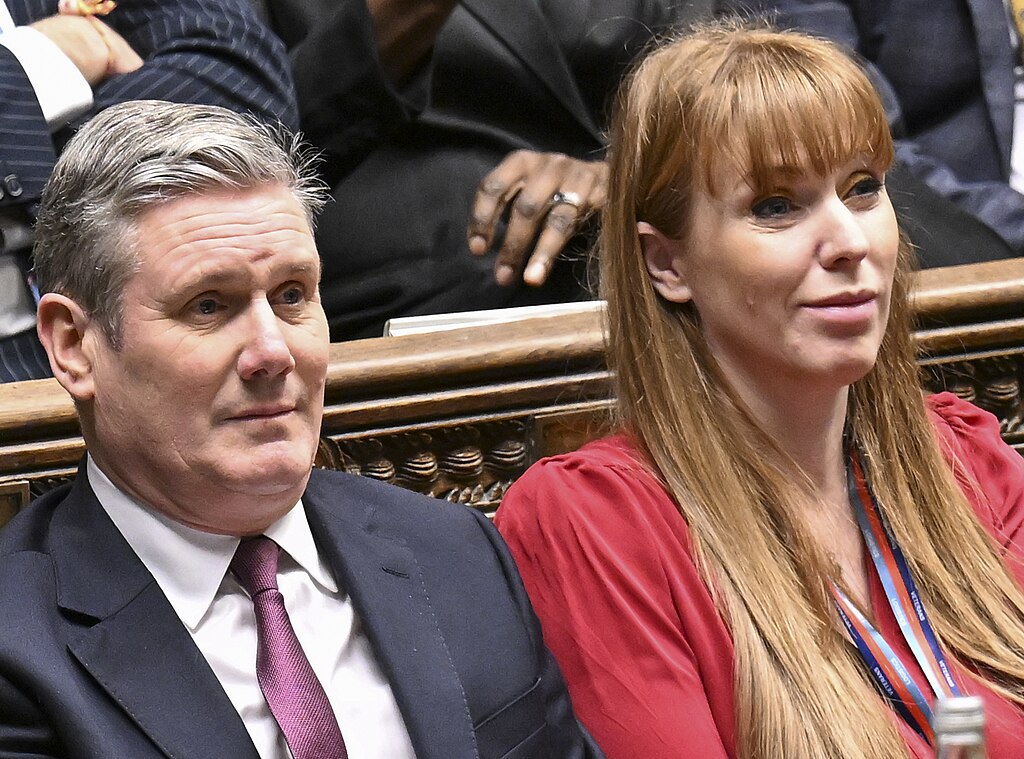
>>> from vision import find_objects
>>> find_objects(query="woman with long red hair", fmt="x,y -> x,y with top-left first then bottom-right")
497,22 -> 1024,759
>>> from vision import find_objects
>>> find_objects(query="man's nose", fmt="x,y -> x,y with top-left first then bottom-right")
236,301 -> 296,380
817,196 -> 871,268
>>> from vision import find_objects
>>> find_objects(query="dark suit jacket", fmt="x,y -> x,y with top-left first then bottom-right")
736,0 -> 1024,258
0,0 -> 297,213
254,0 -> 714,339
0,466 -> 601,758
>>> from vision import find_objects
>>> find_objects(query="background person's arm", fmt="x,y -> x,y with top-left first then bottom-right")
0,0 -> 296,211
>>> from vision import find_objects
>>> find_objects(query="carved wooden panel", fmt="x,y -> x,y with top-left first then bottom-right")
316,419 -> 534,516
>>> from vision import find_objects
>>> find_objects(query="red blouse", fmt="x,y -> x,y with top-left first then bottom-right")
495,393 -> 1024,758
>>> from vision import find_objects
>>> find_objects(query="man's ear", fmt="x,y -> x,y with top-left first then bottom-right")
36,293 -> 97,401
639,221 -> 692,303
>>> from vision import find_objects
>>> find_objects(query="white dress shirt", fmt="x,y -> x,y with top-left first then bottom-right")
0,1 -> 92,131
87,457 -> 418,759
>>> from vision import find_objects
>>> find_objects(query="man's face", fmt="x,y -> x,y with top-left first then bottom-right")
84,185 -> 329,534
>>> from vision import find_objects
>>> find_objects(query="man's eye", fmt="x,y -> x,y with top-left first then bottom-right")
279,286 -> 305,306
751,196 -> 792,219
195,298 -> 219,315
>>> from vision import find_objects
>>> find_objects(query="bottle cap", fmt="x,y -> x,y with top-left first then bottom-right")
933,696 -> 985,734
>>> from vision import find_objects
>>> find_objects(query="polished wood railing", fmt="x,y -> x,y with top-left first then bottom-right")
2,258 -> 1023,525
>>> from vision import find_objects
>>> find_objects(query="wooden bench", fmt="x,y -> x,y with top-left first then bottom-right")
2,258 -> 1023,527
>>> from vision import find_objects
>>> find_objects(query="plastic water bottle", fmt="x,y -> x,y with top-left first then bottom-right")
933,696 -> 986,758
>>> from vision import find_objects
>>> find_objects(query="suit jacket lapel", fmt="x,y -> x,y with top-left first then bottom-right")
965,0 -> 1017,173
52,472 -> 259,759
304,475 -> 478,759
460,0 -> 602,142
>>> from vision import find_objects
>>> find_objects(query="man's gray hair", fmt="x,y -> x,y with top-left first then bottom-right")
33,100 -> 327,347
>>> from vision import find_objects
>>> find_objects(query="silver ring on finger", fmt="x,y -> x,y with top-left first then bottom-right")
551,190 -> 583,212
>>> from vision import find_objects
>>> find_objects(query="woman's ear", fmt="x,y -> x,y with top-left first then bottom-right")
36,293 -> 97,401
639,221 -> 692,303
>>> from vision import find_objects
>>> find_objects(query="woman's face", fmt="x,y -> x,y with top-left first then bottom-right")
643,152 -> 900,398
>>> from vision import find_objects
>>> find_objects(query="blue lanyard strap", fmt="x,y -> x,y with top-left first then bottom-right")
833,586 -> 935,744
830,445 -> 961,744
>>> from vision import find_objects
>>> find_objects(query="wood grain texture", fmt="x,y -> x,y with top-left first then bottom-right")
1,259 -> 1022,522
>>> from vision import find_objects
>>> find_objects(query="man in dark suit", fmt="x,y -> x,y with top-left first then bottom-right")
0,101 -> 601,759
252,0 -> 716,339
0,0 -> 297,382
731,0 -> 1023,266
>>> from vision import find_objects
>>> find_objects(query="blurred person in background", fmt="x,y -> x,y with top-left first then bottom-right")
250,0 -> 715,338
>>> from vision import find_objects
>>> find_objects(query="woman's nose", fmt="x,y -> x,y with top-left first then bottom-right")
817,196 -> 871,268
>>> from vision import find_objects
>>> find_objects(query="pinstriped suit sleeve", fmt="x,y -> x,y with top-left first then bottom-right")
86,0 -> 297,132
0,0 -> 298,208
0,45 -> 56,208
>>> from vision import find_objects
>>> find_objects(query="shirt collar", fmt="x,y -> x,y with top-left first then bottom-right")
86,455 -> 338,630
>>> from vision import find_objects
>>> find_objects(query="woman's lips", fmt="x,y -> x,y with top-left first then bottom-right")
802,293 -> 878,325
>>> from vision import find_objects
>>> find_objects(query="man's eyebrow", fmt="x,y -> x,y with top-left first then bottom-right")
278,261 -> 322,284
284,262 -> 319,277
179,269 -> 242,290
178,261 -> 320,291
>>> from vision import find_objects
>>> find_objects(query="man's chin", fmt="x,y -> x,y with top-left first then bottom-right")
217,455 -> 315,499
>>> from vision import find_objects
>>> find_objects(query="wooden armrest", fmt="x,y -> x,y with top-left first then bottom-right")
912,258 -> 1024,321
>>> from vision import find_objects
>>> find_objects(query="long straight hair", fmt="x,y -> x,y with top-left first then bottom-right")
600,21 -> 1024,758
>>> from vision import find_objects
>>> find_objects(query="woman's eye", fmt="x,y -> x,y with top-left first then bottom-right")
751,196 -> 792,219
847,176 -> 884,198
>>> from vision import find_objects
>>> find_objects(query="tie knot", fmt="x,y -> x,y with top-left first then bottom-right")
231,536 -> 281,596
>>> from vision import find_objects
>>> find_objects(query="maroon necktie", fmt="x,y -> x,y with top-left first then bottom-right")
231,537 -> 349,759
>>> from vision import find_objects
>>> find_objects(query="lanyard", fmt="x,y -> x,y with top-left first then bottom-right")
830,446 -> 960,745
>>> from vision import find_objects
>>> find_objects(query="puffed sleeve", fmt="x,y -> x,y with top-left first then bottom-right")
494,438 -> 734,759
927,392 -> 1024,584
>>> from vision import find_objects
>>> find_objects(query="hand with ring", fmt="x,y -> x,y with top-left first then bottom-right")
467,150 -> 608,286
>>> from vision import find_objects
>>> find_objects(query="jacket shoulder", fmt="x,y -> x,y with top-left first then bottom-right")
305,467 -> 494,543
